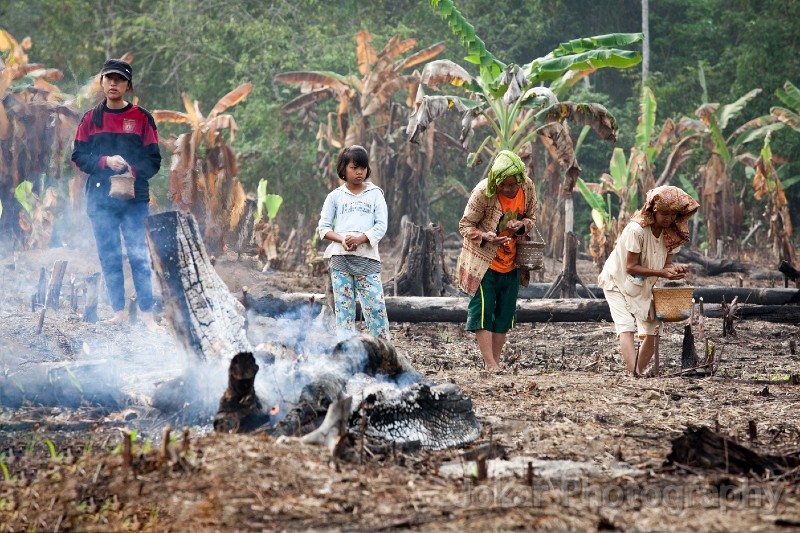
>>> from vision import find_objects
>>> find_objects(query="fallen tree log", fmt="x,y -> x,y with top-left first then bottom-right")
517,284 -> 800,305
253,292 -> 800,324
145,211 -> 251,361
703,303 -> 800,324
675,248 -> 748,276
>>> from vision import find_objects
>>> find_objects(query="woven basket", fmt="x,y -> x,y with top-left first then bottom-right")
109,172 -> 135,200
653,286 -> 694,322
515,224 -> 545,271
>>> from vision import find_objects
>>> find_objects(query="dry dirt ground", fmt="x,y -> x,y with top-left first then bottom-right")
1,242 -> 799,532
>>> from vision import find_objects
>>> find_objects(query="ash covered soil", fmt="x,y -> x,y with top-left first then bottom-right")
1,243 -> 799,532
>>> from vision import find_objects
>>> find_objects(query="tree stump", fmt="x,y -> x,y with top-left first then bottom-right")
144,211 -> 251,361
721,296 -> 739,337
382,218 -> 453,297
544,232 -> 593,299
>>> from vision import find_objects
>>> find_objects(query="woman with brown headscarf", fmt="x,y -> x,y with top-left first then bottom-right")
598,186 -> 700,374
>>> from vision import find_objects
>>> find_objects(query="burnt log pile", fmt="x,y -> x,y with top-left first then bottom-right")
213,335 -> 481,451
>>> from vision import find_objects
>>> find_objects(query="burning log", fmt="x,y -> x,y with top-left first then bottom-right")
667,426 -> 800,476
144,211 -> 251,360
213,335 -> 481,451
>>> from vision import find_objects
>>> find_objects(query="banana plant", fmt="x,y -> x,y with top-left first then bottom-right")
0,28 -> 78,243
407,0 -> 643,185
748,134 -> 795,263
769,81 -> 800,133
275,30 -> 448,240
275,30 -> 446,190
687,62 -> 782,255
576,85 -> 704,269
152,83 -> 252,254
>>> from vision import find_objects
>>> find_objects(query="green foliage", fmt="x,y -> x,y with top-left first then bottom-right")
431,0 -> 504,80
2,0 -> 799,238
14,181 -> 33,215
255,179 -> 284,224
112,429 -> 139,454
45,439 -> 65,462
0,453 -> 12,482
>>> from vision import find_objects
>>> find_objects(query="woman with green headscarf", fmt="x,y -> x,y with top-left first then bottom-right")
456,150 -> 538,371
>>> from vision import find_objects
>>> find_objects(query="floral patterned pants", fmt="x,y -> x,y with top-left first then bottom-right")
329,267 -> 390,342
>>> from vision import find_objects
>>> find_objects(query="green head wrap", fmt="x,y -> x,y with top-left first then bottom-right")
487,150 -> 527,197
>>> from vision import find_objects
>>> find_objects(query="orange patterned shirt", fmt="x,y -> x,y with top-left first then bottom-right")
489,187 -> 525,273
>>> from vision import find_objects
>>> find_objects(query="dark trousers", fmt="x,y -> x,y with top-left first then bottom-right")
89,201 -> 154,312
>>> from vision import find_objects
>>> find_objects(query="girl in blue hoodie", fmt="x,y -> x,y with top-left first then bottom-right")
318,145 -> 390,341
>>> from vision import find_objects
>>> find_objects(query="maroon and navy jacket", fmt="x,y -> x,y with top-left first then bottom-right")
72,102 -> 161,210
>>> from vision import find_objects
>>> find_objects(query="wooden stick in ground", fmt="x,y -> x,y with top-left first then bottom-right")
36,260 -> 69,334
653,335 -> 660,375
121,429 -> 132,468
36,267 -> 47,309
698,297 -> 705,341
161,424 -> 172,461
83,272 -> 101,323
46,260 -> 68,310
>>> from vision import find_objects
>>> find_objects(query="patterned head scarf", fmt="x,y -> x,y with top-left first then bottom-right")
630,186 -> 700,252
487,150 -> 527,197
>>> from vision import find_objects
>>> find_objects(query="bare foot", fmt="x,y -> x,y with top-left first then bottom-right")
140,312 -> 166,334
100,311 -> 126,325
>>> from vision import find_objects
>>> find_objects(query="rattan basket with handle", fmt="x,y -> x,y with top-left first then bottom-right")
653,286 -> 694,322
109,170 -> 135,200
515,224 -> 545,271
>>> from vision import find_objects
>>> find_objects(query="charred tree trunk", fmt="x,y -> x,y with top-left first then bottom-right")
213,352 -> 269,433
383,218 -> 453,297
145,211 -> 251,361
681,324 -> 698,369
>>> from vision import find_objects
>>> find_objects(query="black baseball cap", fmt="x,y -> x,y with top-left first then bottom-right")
101,59 -> 132,81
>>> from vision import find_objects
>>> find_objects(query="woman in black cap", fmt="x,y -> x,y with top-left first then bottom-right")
72,59 -> 164,332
